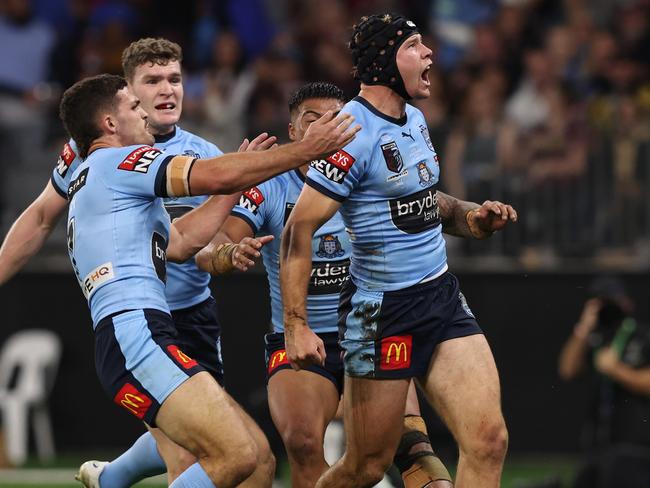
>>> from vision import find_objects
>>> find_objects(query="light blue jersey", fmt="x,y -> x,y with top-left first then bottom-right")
51,127 -> 222,310
231,170 -> 350,334
66,144 -> 173,326
305,96 -> 448,292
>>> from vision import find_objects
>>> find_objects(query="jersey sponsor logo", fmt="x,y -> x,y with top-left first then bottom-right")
401,128 -> 415,141
118,146 -> 162,173
310,149 -> 356,184
416,161 -> 435,187
380,141 -> 404,173
419,125 -> 434,152
283,202 -> 295,225
315,234 -> 345,258
379,335 -> 412,370
164,204 -> 193,222
458,292 -> 475,318
67,167 -> 89,200
239,187 -> 264,214
183,149 -> 201,158
56,143 -> 76,177
309,259 -> 349,295
389,187 -> 441,234
151,232 -> 167,282
268,349 -> 290,373
82,262 -> 114,299
113,383 -> 153,419
166,345 -> 199,369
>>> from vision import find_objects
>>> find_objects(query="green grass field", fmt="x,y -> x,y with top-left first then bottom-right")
0,453 -> 578,487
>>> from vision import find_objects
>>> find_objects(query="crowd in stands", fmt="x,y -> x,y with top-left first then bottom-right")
1,0 -> 648,270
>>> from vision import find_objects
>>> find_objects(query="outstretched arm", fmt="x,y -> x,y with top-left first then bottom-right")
0,181 -> 68,285
167,133 -> 276,262
280,185 -> 341,370
436,191 -> 517,239
187,112 -> 359,195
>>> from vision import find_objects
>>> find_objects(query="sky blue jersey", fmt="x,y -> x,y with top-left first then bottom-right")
231,169 -> 351,334
305,97 -> 448,292
51,127 -> 223,310
66,144 -> 174,326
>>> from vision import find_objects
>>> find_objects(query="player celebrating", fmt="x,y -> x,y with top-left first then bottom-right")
280,14 -> 517,488
0,38 -> 278,488
197,82 -> 452,487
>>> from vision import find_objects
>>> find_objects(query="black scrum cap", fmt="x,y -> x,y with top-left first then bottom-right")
350,14 -> 419,100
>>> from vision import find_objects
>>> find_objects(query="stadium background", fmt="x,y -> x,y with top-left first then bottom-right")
0,0 -> 648,486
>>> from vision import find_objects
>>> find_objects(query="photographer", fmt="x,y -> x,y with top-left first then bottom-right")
558,277 -> 650,488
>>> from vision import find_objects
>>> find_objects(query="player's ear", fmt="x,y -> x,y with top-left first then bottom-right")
101,113 -> 117,135
288,122 -> 296,142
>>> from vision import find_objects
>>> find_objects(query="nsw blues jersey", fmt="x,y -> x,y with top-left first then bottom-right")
231,170 -> 350,333
66,144 -> 173,326
305,97 -> 447,292
51,127 -> 223,310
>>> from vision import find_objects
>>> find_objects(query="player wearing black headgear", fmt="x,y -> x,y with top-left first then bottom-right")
350,13 -> 427,100
281,10 -> 517,488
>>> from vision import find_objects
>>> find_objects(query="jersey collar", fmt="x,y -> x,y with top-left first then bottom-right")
353,96 -> 408,126
154,126 -> 177,143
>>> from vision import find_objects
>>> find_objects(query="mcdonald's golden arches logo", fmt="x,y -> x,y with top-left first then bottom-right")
379,335 -> 412,370
113,383 -> 153,419
268,349 -> 290,373
167,345 -> 199,370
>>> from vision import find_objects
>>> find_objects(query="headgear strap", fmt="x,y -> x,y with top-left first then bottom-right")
350,14 -> 419,100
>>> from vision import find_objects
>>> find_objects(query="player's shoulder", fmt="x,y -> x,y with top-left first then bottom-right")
244,172 -> 288,205
405,102 -> 426,123
175,127 -> 223,157
90,144 -> 164,176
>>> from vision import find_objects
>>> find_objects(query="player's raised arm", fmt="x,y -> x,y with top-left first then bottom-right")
280,184 -> 341,370
0,181 -> 69,285
187,111 -> 360,195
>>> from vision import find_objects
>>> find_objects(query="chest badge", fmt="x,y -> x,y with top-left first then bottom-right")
417,161 -> 435,187
316,234 -> 345,258
381,141 -> 404,173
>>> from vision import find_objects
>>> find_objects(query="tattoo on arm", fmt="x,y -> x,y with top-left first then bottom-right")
437,191 -> 480,238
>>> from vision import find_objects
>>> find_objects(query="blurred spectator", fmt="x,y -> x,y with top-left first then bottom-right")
558,276 -> 650,488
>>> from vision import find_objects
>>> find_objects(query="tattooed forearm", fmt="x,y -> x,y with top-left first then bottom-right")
437,191 -> 481,238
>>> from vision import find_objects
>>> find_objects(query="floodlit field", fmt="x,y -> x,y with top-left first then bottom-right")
0,455 -> 578,487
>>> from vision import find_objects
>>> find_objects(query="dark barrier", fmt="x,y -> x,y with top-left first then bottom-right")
0,272 -> 648,455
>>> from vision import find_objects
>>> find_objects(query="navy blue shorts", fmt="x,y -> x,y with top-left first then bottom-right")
94,309 -> 205,426
338,272 -> 482,379
171,296 -> 224,386
264,331 -> 344,394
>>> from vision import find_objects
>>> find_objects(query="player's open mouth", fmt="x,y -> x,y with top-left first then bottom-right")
421,65 -> 431,86
155,103 -> 176,111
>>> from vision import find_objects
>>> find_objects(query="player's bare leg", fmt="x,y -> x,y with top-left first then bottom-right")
419,335 -> 507,488
150,391 -> 274,487
316,377 -> 410,488
268,369 -> 340,488
227,395 -> 276,487
397,381 -> 453,487
155,371 -> 259,487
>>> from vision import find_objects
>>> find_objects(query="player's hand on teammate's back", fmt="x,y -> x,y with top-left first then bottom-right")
285,323 -> 326,370
301,111 -> 361,160
238,132 -> 278,153
469,200 -> 518,236
232,235 -> 274,271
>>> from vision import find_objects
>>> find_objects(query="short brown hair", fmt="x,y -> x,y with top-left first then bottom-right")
59,74 -> 127,159
121,38 -> 183,81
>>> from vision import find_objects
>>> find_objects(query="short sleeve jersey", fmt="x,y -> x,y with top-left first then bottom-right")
66,144 -> 173,326
51,127 -> 223,311
231,170 -> 350,333
305,97 -> 448,292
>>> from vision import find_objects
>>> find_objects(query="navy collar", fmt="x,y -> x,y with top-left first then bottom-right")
154,126 -> 177,143
353,96 -> 407,126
